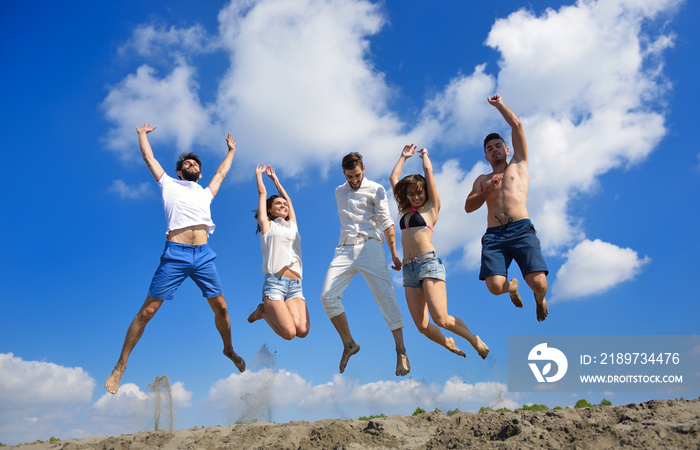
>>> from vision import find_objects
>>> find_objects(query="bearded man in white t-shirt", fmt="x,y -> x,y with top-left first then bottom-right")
104,123 -> 246,394
320,152 -> 410,377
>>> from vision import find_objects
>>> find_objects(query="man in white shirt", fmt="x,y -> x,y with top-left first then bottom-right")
321,152 -> 410,376
104,123 -> 246,394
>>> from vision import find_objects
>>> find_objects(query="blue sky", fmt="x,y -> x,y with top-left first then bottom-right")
1,0 -> 699,445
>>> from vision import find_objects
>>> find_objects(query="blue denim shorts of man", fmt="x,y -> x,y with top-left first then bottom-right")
147,241 -> 224,300
479,218 -> 549,280
262,273 -> 305,301
403,251 -> 447,288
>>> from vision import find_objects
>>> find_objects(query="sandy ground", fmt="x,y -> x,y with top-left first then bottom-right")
9,398 -> 699,449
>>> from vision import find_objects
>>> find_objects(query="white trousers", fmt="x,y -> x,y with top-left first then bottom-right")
320,239 -> 404,331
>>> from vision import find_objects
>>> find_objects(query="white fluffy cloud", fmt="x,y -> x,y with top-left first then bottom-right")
551,238 -> 651,301
101,0 -> 678,297
206,368 -> 515,422
0,353 -> 95,445
108,179 -> 154,200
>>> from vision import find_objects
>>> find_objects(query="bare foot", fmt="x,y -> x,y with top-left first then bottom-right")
509,278 -> 523,308
536,297 -> 549,322
224,348 -> 246,372
104,364 -> 125,394
339,341 -> 360,373
474,335 -> 489,359
445,337 -> 466,357
247,303 -> 265,323
395,352 -> 410,376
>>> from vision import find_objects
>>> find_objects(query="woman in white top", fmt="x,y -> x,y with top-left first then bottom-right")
248,164 -> 309,340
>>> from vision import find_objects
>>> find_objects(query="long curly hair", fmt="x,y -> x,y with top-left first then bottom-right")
393,174 -> 428,213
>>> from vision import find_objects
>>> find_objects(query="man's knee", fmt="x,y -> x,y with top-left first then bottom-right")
139,297 -> 162,321
208,295 -> 229,315
525,272 -> 548,294
485,277 -> 506,295
321,294 -> 344,318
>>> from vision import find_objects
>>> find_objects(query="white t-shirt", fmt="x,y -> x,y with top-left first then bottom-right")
157,173 -> 215,236
261,218 -> 303,277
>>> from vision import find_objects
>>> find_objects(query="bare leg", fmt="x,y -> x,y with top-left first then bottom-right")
391,328 -> 410,376
207,295 -> 246,372
422,280 -> 489,359
330,312 -> 360,373
252,297 -> 309,340
285,297 -> 310,338
485,275 -> 522,308
105,296 -> 163,394
524,271 -> 548,322
405,286 -> 466,357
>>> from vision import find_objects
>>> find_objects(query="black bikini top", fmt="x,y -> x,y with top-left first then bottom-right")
400,208 -> 433,232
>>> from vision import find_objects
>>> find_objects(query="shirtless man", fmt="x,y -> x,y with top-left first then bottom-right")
104,123 -> 246,394
465,95 -> 549,322
320,152 -> 410,376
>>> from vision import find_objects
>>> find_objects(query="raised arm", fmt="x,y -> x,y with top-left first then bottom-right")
488,95 -> 527,163
208,133 -> 237,196
266,166 -> 296,223
389,144 -> 416,190
136,123 -> 165,181
256,164 -> 271,234
419,148 -> 440,212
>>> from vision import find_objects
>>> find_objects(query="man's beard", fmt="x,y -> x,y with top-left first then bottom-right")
181,169 -> 201,182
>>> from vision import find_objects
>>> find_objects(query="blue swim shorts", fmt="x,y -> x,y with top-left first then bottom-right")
479,219 -> 549,280
148,241 -> 224,300
262,273 -> 305,301
403,252 -> 447,288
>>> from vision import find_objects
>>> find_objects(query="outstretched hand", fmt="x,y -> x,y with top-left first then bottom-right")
417,148 -> 429,159
266,165 -> 278,181
226,133 -> 236,152
255,163 -> 267,176
135,123 -> 156,134
401,144 -> 417,158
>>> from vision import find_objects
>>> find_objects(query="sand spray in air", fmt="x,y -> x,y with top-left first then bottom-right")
148,375 -> 174,431
235,343 -> 277,423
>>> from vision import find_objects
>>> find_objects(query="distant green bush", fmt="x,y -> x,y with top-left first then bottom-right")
478,406 -> 494,413
49,437 -> 60,442
575,399 -> 594,408
446,408 -> 462,416
412,407 -> 426,416
553,406 -> 563,410
599,398 -> 612,406
496,407 -> 512,412
358,414 -> 387,421
517,404 -> 549,412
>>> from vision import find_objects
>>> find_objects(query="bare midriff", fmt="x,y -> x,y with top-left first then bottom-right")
401,227 -> 435,260
167,225 -> 209,246
275,266 -> 301,279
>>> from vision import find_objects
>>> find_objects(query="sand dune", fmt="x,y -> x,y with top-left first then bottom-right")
9,398 -> 699,449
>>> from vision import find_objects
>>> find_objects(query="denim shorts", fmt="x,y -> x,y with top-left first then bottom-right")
148,241 -> 224,300
402,253 -> 446,288
262,273 -> 305,301
479,218 -> 549,280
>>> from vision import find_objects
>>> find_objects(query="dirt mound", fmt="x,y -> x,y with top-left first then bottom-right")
10,398 -> 699,449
